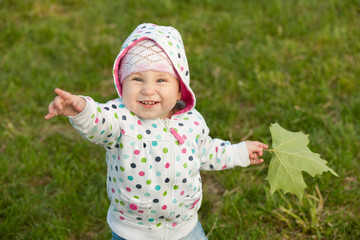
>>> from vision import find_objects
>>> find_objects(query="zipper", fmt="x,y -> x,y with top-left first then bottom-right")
163,119 -> 185,145
163,119 -> 185,239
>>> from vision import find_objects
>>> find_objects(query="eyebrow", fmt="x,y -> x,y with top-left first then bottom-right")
134,72 -> 171,78
156,73 -> 170,78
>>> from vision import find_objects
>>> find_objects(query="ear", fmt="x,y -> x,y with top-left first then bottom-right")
177,90 -> 182,101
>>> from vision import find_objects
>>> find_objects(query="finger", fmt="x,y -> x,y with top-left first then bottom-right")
47,101 -> 55,115
72,97 -> 86,113
54,88 -> 74,101
44,113 -> 51,119
53,96 -> 65,111
256,159 -> 264,164
44,112 -> 55,119
250,158 -> 263,165
253,141 -> 268,149
250,153 -> 258,160
254,142 -> 268,155
45,99 -> 58,119
45,102 -> 60,119
252,146 -> 264,156
258,149 -> 264,157
259,143 -> 269,149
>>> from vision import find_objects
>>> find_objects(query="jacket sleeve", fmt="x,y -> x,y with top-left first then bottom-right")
68,96 -> 125,150
198,123 -> 250,171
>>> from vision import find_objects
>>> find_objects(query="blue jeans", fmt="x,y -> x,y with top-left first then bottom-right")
112,221 -> 208,240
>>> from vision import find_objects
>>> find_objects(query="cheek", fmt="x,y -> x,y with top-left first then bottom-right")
121,86 -> 135,107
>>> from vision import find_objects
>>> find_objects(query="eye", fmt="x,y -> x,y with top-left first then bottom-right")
133,78 -> 143,82
157,79 -> 166,83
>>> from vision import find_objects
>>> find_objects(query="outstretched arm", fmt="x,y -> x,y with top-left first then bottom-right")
44,88 -> 86,119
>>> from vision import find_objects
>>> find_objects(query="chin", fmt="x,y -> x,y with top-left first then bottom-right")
137,113 -> 158,120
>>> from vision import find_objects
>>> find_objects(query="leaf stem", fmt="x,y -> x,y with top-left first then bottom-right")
264,149 -> 275,152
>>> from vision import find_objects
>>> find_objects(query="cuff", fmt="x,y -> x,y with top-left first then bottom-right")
231,141 -> 250,167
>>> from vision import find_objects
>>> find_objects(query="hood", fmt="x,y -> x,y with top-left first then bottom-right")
113,23 -> 196,115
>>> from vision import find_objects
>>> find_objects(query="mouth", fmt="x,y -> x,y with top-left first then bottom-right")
139,100 -> 159,108
140,101 -> 157,105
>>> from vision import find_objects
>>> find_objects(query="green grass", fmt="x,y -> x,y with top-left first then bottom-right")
1,0 -> 359,239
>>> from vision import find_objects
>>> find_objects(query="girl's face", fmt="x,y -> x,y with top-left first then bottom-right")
122,71 -> 181,120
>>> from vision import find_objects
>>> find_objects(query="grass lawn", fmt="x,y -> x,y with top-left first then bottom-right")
1,0 -> 359,239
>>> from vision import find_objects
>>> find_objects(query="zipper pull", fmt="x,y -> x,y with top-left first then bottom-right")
170,128 -> 185,145
164,119 -> 185,145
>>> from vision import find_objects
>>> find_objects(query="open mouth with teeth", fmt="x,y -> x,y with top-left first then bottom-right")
139,101 -> 158,107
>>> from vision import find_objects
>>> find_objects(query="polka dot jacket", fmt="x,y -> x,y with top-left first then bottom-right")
68,23 -> 250,240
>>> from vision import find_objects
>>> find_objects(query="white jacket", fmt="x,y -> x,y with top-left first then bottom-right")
69,23 -> 250,240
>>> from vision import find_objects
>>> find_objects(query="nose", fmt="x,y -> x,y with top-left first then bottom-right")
141,82 -> 156,96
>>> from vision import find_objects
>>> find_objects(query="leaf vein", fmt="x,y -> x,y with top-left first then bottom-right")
273,150 -> 302,195
275,135 -> 304,149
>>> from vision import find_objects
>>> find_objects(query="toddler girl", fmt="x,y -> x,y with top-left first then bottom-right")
45,23 -> 268,240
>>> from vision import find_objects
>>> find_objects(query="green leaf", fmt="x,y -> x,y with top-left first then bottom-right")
266,123 -> 338,200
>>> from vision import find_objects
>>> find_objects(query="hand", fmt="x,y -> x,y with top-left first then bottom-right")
44,88 -> 86,119
246,141 -> 268,165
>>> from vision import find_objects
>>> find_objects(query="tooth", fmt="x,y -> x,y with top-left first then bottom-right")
141,101 -> 156,105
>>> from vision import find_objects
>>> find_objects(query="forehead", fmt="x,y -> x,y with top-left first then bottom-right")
127,71 -> 179,81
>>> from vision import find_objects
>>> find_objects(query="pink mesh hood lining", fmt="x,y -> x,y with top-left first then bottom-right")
119,39 -> 178,83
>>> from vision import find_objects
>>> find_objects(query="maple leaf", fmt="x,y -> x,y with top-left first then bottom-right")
265,123 -> 338,200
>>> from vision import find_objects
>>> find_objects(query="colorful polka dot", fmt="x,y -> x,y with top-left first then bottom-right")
129,204 -> 138,210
